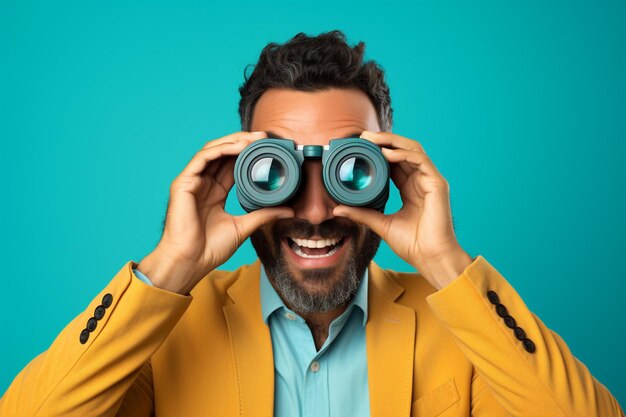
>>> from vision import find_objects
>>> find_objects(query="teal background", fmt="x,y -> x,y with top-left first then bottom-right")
1,0 -> 624,405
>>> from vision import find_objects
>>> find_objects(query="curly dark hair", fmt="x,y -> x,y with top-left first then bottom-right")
238,30 -> 393,132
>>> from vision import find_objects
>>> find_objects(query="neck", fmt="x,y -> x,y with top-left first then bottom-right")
299,305 -> 348,351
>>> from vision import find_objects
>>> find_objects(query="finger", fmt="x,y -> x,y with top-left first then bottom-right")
234,207 -> 295,239
215,159 -> 237,194
379,145 -> 413,180
380,146 -> 418,191
333,205 -> 389,239
389,161 -> 409,189
360,130 -> 425,153
204,157 -> 223,178
360,130 -> 419,185
205,151 -> 237,178
201,131 -> 267,149
203,131 -> 268,176
214,155 -> 237,184
180,141 -> 250,179
381,148 -> 442,178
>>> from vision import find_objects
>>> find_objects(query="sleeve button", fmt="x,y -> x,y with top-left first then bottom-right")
94,305 -> 105,320
514,326 -> 526,340
495,303 -> 508,318
523,338 -> 536,353
87,317 -> 98,332
79,329 -> 90,344
486,290 -> 500,304
504,315 -> 516,328
102,293 -> 113,308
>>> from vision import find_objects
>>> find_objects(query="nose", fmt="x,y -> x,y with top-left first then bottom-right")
289,161 -> 337,225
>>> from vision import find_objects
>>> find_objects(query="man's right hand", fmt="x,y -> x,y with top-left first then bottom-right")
136,131 -> 294,295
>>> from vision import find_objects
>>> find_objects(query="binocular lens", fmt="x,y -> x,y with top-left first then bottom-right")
338,156 -> 373,191
250,157 -> 285,191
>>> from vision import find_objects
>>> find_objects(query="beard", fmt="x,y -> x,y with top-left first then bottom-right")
250,216 -> 381,314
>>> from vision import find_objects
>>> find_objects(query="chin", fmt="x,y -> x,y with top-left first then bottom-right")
287,262 -> 345,292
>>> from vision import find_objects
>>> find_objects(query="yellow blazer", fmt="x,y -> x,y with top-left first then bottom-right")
1,256 -> 623,416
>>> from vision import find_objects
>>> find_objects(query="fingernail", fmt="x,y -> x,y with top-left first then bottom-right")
278,212 -> 293,219
251,131 -> 266,135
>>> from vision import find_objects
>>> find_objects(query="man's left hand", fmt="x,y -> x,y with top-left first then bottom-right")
332,131 -> 473,290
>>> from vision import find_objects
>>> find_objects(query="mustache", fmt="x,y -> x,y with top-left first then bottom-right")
272,217 -> 360,241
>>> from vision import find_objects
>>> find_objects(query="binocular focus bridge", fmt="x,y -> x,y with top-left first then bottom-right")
297,145 -> 329,159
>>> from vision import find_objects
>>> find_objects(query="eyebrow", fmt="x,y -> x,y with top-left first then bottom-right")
265,131 -> 364,140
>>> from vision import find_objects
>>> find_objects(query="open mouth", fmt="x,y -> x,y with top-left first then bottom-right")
282,235 -> 350,268
288,236 -> 345,258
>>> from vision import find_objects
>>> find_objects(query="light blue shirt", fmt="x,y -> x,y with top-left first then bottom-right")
133,265 -> 370,417
260,265 -> 370,417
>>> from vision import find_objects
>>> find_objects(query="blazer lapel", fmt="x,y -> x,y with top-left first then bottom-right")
367,261 -> 417,417
223,260 -> 274,417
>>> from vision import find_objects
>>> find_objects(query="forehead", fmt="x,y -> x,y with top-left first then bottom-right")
250,88 -> 380,145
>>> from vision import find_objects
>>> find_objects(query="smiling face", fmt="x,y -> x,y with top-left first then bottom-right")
249,87 -> 383,314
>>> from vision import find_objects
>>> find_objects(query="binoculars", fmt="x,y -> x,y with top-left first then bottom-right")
234,138 -> 389,212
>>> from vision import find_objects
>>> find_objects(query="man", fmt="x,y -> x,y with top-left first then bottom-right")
0,30 -> 623,417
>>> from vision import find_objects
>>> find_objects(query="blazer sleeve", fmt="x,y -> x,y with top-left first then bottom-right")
0,261 -> 192,417
425,255 -> 624,417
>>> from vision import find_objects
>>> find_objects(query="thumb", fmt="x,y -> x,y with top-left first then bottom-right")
333,205 -> 388,238
234,207 -> 294,239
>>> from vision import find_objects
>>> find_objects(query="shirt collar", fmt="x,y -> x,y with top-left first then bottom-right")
260,263 -> 369,327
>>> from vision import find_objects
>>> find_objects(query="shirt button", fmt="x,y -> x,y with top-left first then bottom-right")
310,361 -> 320,373
284,312 -> 297,320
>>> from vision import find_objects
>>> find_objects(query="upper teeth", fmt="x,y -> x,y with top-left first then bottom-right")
291,237 -> 340,248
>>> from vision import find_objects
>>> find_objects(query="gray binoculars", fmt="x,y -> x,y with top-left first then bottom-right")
234,138 -> 389,212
